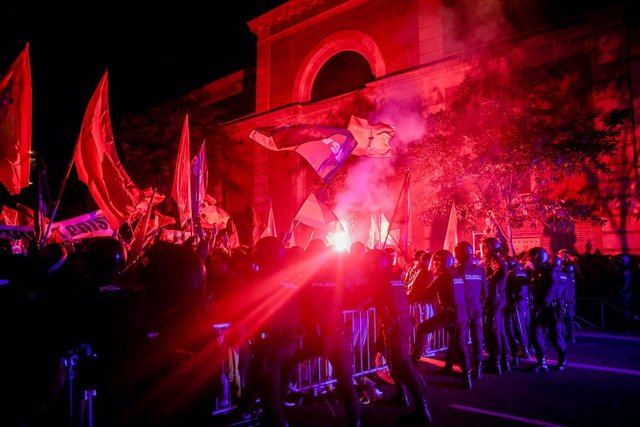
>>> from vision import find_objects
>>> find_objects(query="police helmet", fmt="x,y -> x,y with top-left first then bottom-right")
455,241 -> 474,262
85,238 -> 127,283
432,249 -> 455,270
527,247 -> 549,266
253,236 -> 285,269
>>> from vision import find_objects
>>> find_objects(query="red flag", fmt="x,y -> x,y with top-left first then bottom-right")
348,116 -> 395,158
74,72 -> 141,230
443,201 -> 458,253
0,205 -> 18,225
294,192 -> 341,231
260,198 -> 277,238
249,124 -> 357,183
384,173 -> 411,257
172,115 -> 192,227
129,189 -> 156,258
0,44 -> 32,195
252,207 -> 263,245
368,212 -> 390,249
0,203 -> 35,227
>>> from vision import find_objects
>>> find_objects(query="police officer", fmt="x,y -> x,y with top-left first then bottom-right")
412,250 -> 472,389
249,236 -> 301,427
529,247 -> 568,372
296,239 -> 361,427
364,249 -> 432,424
482,238 -> 510,374
455,241 -> 486,379
505,256 -> 531,365
557,249 -> 576,343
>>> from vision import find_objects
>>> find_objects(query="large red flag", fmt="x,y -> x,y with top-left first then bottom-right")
74,72 -> 141,230
249,124 -> 357,183
384,172 -> 411,257
0,44 -> 32,195
172,115 -> 192,227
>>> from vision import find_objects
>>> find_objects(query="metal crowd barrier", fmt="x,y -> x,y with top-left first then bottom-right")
211,303 -> 449,414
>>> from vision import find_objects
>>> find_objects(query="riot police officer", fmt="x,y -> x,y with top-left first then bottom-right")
364,249 -> 432,424
557,249 -> 577,343
455,241 -> 486,379
249,236 -> 301,427
412,250 -> 472,389
505,256 -> 531,365
529,247 -> 568,372
482,238 -> 510,374
296,239 -> 361,427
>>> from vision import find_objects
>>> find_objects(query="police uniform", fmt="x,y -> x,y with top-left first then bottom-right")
296,247 -> 361,427
484,255 -> 510,373
456,260 -> 487,378
529,248 -> 567,372
505,262 -> 531,363
412,250 -> 471,389
366,249 -> 432,424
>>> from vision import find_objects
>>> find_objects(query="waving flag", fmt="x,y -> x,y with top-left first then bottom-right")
348,116 -> 395,158
249,124 -> 357,183
172,115 -> 192,227
0,44 -> 31,195
293,192 -> 341,231
368,212 -> 390,249
74,72 -> 141,230
200,195 -> 230,229
252,207 -> 263,246
129,188 -> 156,257
191,141 -> 208,238
260,198 -> 277,238
384,172 -> 411,257
443,201 -> 458,253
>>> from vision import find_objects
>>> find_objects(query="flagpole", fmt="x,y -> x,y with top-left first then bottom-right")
382,171 -> 409,249
42,153 -> 75,244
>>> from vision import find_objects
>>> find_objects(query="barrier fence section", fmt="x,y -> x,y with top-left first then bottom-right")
212,303 -> 448,414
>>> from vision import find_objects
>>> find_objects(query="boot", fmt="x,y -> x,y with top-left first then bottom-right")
555,353 -> 567,371
501,356 -> 511,373
390,384 -> 410,408
472,359 -> 482,379
511,350 -> 520,366
463,371 -> 473,390
530,358 -> 549,373
398,398 -> 432,425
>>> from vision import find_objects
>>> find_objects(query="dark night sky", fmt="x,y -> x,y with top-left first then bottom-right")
1,2 -> 286,191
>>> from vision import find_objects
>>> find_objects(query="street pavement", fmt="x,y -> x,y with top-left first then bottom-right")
282,331 -> 640,426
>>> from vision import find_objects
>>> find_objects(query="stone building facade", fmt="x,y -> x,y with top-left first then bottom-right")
120,0 -> 640,254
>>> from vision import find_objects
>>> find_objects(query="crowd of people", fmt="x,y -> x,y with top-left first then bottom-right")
0,232 -> 636,426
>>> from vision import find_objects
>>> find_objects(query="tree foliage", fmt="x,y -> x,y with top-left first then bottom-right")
408,54 -> 627,254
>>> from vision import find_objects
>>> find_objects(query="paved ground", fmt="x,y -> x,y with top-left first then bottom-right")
278,331 -> 640,427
